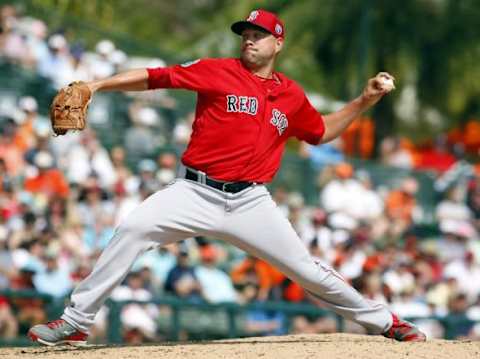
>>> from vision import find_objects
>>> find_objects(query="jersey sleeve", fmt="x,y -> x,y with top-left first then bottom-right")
290,94 -> 325,145
147,58 -> 220,93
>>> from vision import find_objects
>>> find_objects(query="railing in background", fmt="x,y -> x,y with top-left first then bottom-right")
0,290 -> 477,346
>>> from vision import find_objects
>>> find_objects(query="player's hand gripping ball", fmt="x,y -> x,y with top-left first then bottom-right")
362,72 -> 395,107
377,73 -> 395,92
50,81 -> 92,136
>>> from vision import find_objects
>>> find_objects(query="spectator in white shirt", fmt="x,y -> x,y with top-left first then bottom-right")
195,244 -> 238,304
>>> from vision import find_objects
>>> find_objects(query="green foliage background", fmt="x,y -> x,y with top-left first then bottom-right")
9,0 -> 480,142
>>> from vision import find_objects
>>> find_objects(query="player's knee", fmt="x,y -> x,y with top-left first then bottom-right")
291,260 -> 331,289
117,218 -> 155,239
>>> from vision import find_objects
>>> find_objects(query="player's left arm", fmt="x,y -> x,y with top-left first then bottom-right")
320,72 -> 395,143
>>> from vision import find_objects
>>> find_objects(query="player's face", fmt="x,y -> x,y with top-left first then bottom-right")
240,28 -> 283,68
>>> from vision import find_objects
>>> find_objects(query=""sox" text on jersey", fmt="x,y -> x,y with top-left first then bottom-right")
270,108 -> 288,135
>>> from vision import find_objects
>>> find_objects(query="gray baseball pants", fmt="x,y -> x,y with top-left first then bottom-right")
62,176 -> 392,334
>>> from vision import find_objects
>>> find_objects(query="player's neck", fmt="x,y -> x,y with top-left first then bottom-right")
242,59 -> 275,79
252,67 -> 274,79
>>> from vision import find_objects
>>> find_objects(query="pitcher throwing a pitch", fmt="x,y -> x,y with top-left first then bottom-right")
29,9 -> 425,345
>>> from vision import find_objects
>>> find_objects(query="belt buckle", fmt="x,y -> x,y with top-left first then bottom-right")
222,182 -> 234,192
196,170 -> 207,185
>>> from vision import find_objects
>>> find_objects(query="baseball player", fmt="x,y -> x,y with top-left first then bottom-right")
28,9 -> 425,345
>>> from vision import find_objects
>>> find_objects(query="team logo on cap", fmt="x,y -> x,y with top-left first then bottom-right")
247,10 -> 259,21
275,24 -> 283,35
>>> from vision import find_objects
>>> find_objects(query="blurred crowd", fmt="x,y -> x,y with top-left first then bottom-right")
1,3 -> 480,343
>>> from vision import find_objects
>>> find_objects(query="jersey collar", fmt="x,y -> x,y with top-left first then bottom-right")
236,58 -> 288,97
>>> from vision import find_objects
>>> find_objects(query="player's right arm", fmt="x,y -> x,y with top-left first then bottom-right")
86,58 -> 222,94
86,69 -> 150,93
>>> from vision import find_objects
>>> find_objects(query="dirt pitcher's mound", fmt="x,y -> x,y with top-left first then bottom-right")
4,334 -> 480,359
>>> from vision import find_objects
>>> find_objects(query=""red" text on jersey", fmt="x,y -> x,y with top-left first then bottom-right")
226,95 -> 258,115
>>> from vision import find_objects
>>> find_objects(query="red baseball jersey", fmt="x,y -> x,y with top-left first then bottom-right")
147,58 -> 325,182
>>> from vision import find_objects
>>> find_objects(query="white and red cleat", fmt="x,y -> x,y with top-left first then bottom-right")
383,313 -> 427,342
28,319 -> 88,346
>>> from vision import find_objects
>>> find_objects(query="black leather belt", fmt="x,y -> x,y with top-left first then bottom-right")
185,168 -> 255,193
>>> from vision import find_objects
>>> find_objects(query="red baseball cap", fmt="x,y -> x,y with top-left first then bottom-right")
231,9 -> 285,38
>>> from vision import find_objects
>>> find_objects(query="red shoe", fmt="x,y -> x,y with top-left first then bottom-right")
383,314 -> 426,342
28,319 -> 88,346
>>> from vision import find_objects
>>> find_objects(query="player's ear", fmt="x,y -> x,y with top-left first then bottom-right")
275,37 -> 284,53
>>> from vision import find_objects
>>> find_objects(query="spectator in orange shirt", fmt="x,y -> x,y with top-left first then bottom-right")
24,151 -> 69,199
14,97 -> 39,152
0,118 -> 25,177
386,178 -> 418,221
384,177 -> 419,239
231,255 -> 286,302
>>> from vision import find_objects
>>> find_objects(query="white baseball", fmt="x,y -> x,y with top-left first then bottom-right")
380,77 -> 395,91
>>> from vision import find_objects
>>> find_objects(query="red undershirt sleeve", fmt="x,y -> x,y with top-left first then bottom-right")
147,66 -> 173,89
147,58 -> 220,93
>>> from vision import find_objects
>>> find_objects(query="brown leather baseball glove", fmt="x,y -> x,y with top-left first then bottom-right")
50,81 -> 92,136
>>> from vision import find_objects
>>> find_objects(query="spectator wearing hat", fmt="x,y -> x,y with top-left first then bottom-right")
110,271 -> 159,343
156,152 -> 177,187
125,105 -> 163,160
33,249 -> 73,298
24,150 -> 69,200
65,130 -> 117,189
38,34 -> 75,89
195,244 -> 238,303
68,43 -> 92,83
90,39 -> 116,80
164,248 -> 202,301
320,162 -> 365,231
137,158 -> 159,186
